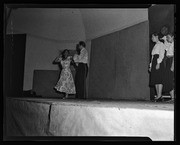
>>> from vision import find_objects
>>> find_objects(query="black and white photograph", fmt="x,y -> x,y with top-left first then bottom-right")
3,4 -> 175,141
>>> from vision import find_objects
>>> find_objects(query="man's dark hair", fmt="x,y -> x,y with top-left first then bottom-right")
79,41 -> 86,48
76,44 -> 80,55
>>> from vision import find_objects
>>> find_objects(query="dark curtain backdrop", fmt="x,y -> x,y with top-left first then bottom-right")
4,34 -> 26,98
88,21 -> 149,100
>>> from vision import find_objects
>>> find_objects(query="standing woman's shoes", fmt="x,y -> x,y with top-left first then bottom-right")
165,98 -> 174,103
154,96 -> 163,102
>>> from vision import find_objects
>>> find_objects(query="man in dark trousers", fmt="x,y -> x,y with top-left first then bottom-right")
73,41 -> 88,99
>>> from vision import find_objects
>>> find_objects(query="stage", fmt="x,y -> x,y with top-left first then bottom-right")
5,97 -> 174,141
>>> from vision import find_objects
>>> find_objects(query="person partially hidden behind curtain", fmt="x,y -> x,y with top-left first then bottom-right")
149,33 -> 165,102
161,33 -> 174,103
73,41 -> 88,99
53,49 -> 76,99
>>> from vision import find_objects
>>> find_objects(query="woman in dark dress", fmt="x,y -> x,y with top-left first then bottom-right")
149,33 -> 166,102
162,33 -> 174,102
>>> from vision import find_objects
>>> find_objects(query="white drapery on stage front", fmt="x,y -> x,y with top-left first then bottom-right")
5,97 -> 174,141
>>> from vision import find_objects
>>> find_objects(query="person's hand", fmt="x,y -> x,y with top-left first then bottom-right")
171,65 -> 174,72
160,36 -> 167,41
148,67 -> 151,72
73,54 -> 78,60
156,63 -> 160,70
71,58 -> 75,63
58,57 -> 62,61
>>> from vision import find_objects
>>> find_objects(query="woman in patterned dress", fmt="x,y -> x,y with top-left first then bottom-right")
54,49 -> 76,99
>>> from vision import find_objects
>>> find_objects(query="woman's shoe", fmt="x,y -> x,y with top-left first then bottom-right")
166,98 -> 174,103
154,96 -> 163,102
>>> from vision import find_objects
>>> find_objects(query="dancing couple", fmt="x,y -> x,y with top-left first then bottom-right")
53,41 -> 88,99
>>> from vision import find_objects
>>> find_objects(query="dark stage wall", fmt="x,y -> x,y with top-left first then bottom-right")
4,34 -> 26,98
88,21 -> 149,100
148,4 -> 174,37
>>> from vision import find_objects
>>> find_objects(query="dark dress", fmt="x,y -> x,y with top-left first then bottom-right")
163,54 -> 174,93
75,63 -> 88,99
150,54 -> 165,86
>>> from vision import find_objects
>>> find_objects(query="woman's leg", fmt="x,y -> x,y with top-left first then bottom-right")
155,84 -> 163,100
62,93 -> 68,99
155,85 -> 158,98
65,93 -> 68,98
158,84 -> 163,98
169,89 -> 174,100
165,89 -> 174,103
63,93 -> 68,99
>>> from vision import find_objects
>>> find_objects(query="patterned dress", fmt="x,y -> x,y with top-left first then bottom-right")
54,56 -> 76,94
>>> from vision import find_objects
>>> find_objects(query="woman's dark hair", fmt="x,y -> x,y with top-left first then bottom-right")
161,25 -> 169,36
151,33 -> 161,42
152,33 -> 159,37
76,44 -> 80,55
79,41 -> 86,48
167,32 -> 174,37
61,49 -> 69,60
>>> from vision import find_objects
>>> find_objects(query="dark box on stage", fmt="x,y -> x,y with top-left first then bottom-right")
32,69 -> 76,98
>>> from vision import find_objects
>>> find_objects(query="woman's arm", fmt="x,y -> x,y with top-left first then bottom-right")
155,45 -> 165,70
148,55 -> 153,72
70,56 -> 77,69
73,54 -> 79,63
171,43 -> 174,71
53,56 -> 62,64
157,45 -> 165,64
171,57 -> 174,71
149,55 -> 153,68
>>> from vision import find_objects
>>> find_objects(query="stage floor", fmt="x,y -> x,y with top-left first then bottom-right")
8,97 -> 174,111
